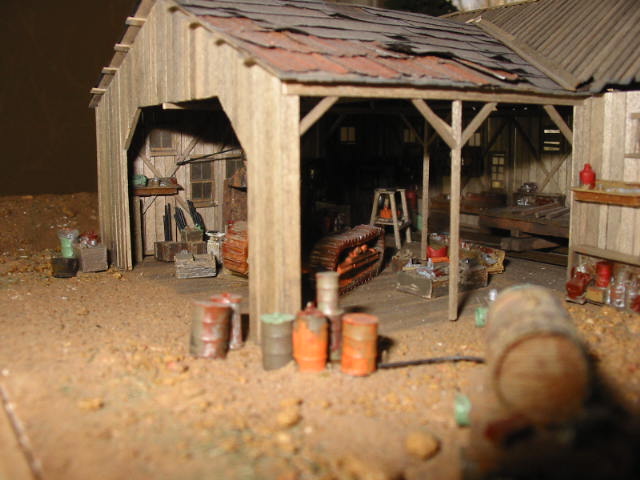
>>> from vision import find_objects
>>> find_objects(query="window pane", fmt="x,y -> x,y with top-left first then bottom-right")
203,183 -> 212,199
192,183 -> 203,199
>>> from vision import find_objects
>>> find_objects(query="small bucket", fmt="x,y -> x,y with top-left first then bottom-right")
211,293 -> 243,350
293,303 -> 328,372
189,300 -> 231,359
341,313 -> 379,376
427,245 -> 448,259
51,257 -> 79,278
261,313 -> 294,371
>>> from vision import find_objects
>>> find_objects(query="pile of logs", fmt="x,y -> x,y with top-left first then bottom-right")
309,224 -> 384,294
222,221 -> 249,275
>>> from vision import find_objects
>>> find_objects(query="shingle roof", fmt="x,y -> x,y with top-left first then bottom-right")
176,0 -> 568,94
445,0 -> 640,92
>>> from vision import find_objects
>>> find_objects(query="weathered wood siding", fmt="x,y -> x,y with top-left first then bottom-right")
95,0 -> 302,328
570,91 -> 640,259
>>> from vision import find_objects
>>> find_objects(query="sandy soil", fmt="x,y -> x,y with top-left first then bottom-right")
1,193 -> 639,480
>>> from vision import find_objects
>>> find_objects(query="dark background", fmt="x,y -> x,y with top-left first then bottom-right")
0,0 -> 138,195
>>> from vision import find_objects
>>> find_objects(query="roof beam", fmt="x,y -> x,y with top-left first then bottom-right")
543,105 -> 573,145
125,17 -> 146,27
284,83 -> 584,106
411,99 -> 456,149
471,18 -> 580,91
299,96 -> 339,136
461,102 -> 496,145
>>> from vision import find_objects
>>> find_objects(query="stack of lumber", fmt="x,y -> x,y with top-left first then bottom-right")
222,221 -> 249,275
174,251 -> 217,279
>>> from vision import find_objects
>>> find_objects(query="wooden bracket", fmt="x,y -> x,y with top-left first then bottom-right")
411,99 -> 456,149
114,43 -> 131,53
300,96 -> 339,136
462,102 -> 497,145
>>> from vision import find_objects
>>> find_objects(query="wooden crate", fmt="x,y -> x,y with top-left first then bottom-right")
179,227 -> 204,243
154,241 -> 207,262
74,245 -> 108,273
396,264 -> 487,299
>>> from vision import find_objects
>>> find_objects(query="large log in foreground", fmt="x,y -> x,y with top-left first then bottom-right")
485,285 -> 590,425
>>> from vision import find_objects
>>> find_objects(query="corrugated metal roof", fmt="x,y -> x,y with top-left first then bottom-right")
446,0 -> 640,92
176,0 -> 568,94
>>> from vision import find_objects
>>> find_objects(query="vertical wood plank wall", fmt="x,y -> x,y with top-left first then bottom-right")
570,92 -> 640,260
95,0 -> 302,328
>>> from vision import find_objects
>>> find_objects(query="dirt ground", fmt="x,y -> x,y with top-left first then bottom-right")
1,193 -> 639,480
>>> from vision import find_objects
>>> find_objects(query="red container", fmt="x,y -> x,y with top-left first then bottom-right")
341,313 -> 378,376
190,300 -> 231,359
579,163 -> 596,189
211,293 -> 243,350
595,261 -> 613,287
427,245 -> 448,259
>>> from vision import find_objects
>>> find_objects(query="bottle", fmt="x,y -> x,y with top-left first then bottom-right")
579,163 -> 596,189
608,274 -> 627,310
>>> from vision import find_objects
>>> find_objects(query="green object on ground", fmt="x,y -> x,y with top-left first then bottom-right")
454,393 -> 472,427
475,306 -> 488,327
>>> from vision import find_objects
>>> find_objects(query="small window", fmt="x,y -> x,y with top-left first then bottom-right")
489,153 -> 506,190
190,161 -> 214,205
340,126 -> 356,144
149,128 -> 176,155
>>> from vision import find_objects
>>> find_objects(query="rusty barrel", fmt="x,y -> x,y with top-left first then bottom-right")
261,313 -> 295,371
341,313 -> 378,376
190,300 -> 231,359
485,285 -> 590,425
293,303 -> 328,372
316,271 -> 342,361
211,293 -> 243,350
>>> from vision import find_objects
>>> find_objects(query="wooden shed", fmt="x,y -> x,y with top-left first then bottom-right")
449,0 -> 640,295
90,0 -> 585,333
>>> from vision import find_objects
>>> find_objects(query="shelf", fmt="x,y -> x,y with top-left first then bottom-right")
133,185 -> 181,196
572,180 -> 640,207
572,244 -> 640,267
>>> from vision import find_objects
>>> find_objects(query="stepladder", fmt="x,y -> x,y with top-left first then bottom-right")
369,188 -> 412,249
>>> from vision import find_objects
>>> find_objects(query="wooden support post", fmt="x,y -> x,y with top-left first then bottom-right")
421,121 -> 430,261
299,96 -> 339,136
449,100 -> 463,321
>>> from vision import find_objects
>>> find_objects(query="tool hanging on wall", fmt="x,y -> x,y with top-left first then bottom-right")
163,204 -> 172,241
187,200 -> 205,231
174,207 -> 188,230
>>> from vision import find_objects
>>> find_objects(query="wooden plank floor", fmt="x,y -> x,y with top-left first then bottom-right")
136,241 -> 566,335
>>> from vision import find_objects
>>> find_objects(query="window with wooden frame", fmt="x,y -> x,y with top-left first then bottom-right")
149,128 -> 176,156
190,160 -> 214,206
340,126 -> 356,144
489,152 -> 506,190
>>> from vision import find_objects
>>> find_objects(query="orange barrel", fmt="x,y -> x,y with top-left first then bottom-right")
189,300 -> 231,359
293,303 -> 328,372
211,293 -> 243,350
261,313 -> 295,371
341,313 -> 379,376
